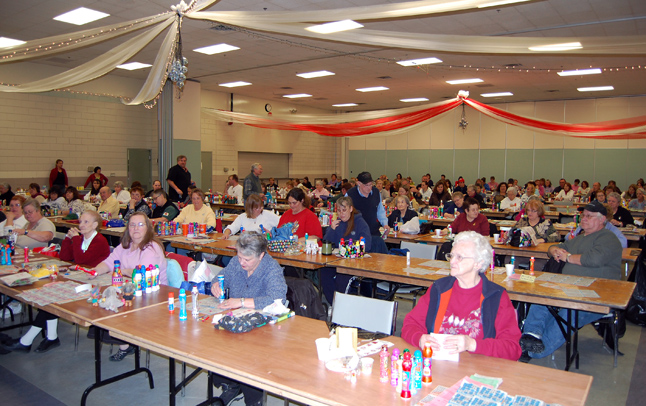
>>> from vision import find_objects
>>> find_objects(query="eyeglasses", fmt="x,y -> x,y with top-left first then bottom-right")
445,253 -> 474,262
129,222 -> 146,228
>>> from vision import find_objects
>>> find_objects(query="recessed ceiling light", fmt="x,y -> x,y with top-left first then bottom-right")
219,81 -> 252,88
116,62 -> 152,71
446,78 -> 484,85
557,68 -> 602,76
577,86 -> 614,92
305,20 -> 363,34
0,37 -> 26,48
528,42 -> 582,52
397,57 -> 442,67
53,7 -> 109,25
296,70 -> 335,79
356,86 -> 389,92
400,98 -> 429,103
481,92 -> 513,97
193,43 -> 240,55
333,103 -> 358,107
478,0 -> 530,8
283,94 -> 312,98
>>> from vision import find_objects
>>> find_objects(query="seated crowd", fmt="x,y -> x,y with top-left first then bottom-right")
0,163 -> 642,405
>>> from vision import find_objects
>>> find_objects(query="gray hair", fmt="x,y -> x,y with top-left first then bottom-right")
452,231 -> 492,273
315,180 -> 324,187
607,192 -> 622,202
22,197 -> 41,212
336,196 -> 354,208
466,184 -> 476,192
394,195 -> 410,206
507,187 -> 517,196
251,162 -> 261,171
0,182 -> 10,190
236,231 -> 268,257
113,181 -> 125,189
637,188 -> 645,195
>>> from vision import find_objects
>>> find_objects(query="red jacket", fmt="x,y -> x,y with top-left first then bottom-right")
59,233 -> 111,267
83,173 -> 109,188
452,213 -> 490,237
49,168 -> 69,188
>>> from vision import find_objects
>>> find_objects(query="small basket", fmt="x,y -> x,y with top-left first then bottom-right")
267,239 -> 297,253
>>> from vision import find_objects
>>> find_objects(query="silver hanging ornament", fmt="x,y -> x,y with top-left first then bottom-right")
458,103 -> 468,130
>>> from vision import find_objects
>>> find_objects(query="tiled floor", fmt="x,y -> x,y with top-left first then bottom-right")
0,298 -> 643,406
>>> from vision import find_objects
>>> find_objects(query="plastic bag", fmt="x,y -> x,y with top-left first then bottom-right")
400,217 -> 420,234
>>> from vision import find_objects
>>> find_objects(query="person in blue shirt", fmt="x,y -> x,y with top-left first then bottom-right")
565,203 -> 628,248
443,192 -> 466,219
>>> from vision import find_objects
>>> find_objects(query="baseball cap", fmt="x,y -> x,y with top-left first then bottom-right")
357,172 -> 373,184
578,200 -> 607,215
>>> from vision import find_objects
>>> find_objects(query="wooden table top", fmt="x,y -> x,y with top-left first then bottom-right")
334,253 -> 636,313
94,306 -> 592,406
51,218 -> 124,237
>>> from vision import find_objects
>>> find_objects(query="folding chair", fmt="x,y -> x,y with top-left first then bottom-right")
331,292 -> 398,335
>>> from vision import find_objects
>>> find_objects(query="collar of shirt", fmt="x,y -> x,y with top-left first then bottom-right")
357,187 -> 373,198
81,230 -> 98,252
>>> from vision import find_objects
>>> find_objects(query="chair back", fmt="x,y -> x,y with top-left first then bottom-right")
401,241 -> 437,260
331,292 -> 397,335
166,258 -> 185,288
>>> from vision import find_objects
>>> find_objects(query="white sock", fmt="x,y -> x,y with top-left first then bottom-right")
46,319 -> 58,340
20,326 -> 42,346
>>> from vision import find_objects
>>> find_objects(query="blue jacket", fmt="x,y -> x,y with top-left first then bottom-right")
323,212 -> 372,251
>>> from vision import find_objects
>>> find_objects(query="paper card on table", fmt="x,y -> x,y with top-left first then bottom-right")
356,339 -> 394,357
404,267 -> 433,275
578,290 -> 600,298
562,288 -> 584,297
434,270 -> 450,275
519,274 -> 536,283
419,260 -> 450,269
0,272 -> 37,287
0,265 -> 19,276
430,333 -> 460,362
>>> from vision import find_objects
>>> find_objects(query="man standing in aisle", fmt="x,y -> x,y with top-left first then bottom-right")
346,171 -> 390,253
167,155 -> 193,203
243,163 -> 263,202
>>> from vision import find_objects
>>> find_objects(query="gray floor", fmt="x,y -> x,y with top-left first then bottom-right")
0,298 -> 643,406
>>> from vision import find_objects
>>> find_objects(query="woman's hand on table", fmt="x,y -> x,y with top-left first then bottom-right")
211,283 -> 222,298
440,228 -> 449,236
13,228 -> 25,236
549,246 -> 569,262
610,219 -> 622,227
419,334 -> 440,352
218,298 -> 243,309
443,335 -> 476,354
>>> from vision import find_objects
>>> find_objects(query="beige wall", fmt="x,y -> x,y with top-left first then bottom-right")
200,90 -> 342,192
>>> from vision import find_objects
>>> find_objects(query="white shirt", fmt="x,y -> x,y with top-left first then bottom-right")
556,189 -> 575,201
227,184 -> 243,204
81,230 -> 98,252
420,188 -> 433,201
225,210 -> 280,235
500,197 -> 522,211
0,215 -> 27,234
113,190 -> 131,204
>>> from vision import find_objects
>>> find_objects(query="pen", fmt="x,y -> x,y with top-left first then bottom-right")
270,311 -> 295,324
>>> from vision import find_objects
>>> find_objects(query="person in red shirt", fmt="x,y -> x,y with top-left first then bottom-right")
441,197 -> 489,237
401,231 -> 521,361
278,188 -> 323,241
49,159 -> 68,188
1,210 -> 109,355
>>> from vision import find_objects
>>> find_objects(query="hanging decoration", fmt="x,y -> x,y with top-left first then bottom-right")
457,90 -> 469,131
202,91 -> 646,139
168,1 -> 190,95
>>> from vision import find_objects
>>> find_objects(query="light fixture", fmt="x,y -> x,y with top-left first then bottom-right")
0,37 -> 26,48
356,86 -> 389,92
333,103 -> 358,107
193,43 -> 240,55
116,62 -> 152,71
53,7 -> 109,25
577,86 -> 614,92
296,70 -> 335,79
400,98 -> 429,102
283,94 -> 312,98
478,0 -> 530,8
219,81 -> 252,88
305,20 -> 363,34
481,92 -> 513,97
529,42 -> 582,52
397,57 -> 442,67
446,78 -> 484,85
557,68 -> 602,76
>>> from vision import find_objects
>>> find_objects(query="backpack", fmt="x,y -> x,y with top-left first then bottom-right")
626,250 -> 646,326
507,228 -> 523,247
285,277 -> 326,321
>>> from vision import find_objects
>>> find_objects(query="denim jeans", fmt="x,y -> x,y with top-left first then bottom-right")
523,304 -> 604,358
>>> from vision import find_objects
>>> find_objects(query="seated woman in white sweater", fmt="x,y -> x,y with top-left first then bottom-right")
222,193 -> 279,239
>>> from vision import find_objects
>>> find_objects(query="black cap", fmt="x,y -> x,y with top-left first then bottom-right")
578,200 -> 607,215
356,172 -> 373,184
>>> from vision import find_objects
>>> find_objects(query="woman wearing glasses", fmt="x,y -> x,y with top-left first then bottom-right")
513,199 -> 559,245
91,212 -> 167,361
401,231 -> 521,360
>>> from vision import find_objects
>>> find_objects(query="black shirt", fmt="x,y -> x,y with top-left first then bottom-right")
166,164 -> 191,202
0,190 -> 15,205
614,206 -> 634,227
388,209 -> 418,228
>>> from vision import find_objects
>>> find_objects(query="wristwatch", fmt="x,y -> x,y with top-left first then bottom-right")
24,229 -> 29,236
240,298 -> 245,308
566,253 -> 572,262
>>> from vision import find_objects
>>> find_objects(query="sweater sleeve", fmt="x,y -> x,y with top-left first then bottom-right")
401,289 -> 432,349
59,236 -> 76,262
471,291 -> 522,361
477,215 -> 490,236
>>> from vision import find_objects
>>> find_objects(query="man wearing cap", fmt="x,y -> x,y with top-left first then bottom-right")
518,200 -> 622,361
454,177 -> 467,194
346,172 -> 389,252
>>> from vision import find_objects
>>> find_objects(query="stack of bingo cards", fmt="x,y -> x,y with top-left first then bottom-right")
337,237 -> 366,258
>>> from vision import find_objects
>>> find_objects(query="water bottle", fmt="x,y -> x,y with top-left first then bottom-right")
191,286 -> 199,319
179,289 -> 187,320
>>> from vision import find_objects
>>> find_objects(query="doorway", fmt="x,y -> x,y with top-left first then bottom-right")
127,149 -> 152,190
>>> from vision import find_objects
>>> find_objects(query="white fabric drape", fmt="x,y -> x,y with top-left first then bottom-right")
0,19 -> 174,93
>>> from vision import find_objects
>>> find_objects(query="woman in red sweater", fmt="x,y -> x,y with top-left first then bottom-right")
441,197 -> 489,237
1,210 -> 110,355
278,188 -> 323,241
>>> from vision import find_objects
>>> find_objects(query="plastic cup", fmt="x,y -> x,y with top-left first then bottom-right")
360,357 -> 374,374
505,264 -> 515,277
315,337 -> 330,361
182,223 -> 189,236
493,233 -> 500,243
435,229 -> 441,237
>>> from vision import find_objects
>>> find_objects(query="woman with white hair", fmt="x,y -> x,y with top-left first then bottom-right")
499,187 -> 522,212
628,188 -> 646,210
402,231 -> 521,361
112,181 -> 131,204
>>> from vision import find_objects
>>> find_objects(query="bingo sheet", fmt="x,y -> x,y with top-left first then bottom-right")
17,281 -> 91,307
